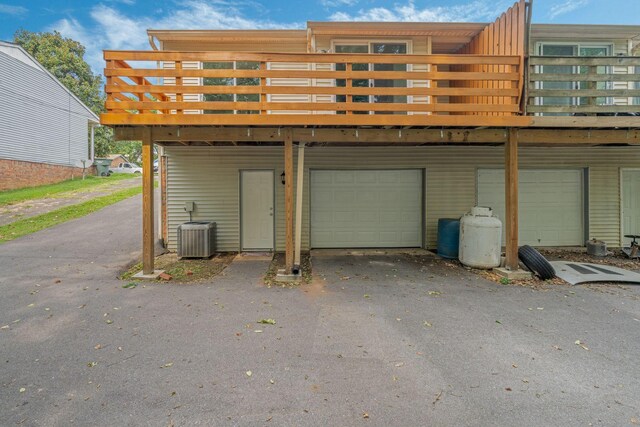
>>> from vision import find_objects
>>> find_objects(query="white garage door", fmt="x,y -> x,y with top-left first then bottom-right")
622,169 -> 640,246
477,169 -> 584,246
310,169 -> 422,248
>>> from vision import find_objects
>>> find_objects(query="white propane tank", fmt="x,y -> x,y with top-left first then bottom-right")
459,206 -> 502,269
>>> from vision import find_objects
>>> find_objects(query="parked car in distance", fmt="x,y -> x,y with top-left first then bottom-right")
110,162 -> 143,174
153,159 -> 159,172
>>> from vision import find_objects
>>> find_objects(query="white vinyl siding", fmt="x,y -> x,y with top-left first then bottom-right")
164,145 -> 640,251
0,50 -> 95,167
268,62 -> 312,114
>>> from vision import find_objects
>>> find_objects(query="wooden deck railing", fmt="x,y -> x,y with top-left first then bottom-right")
527,56 -> 640,115
102,50 -> 524,127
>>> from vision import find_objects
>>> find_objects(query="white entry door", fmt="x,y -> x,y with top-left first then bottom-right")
622,169 -> 640,246
241,170 -> 274,250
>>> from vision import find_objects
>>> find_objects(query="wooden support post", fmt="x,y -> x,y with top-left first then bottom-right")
142,128 -> 155,275
284,129 -> 294,273
294,143 -> 305,269
505,128 -> 519,270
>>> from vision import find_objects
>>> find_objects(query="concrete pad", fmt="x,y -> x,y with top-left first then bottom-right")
2,198 -> 640,426
234,252 -> 273,261
274,273 -> 301,283
493,267 -> 533,280
132,269 -> 165,280
311,248 -> 434,257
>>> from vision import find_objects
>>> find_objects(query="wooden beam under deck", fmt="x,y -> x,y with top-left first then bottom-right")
114,127 -> 640,146
103,114 -> 640,129
103,114 -> 532,128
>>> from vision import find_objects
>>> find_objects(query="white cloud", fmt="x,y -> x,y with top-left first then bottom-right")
321,0 -> 358,8
104,0 -> 136,4
0,3 -> 27,15
548,0 -> 589,20
329,0 -> 511,22
49,0 -> 301,74
52,17 -> 105,75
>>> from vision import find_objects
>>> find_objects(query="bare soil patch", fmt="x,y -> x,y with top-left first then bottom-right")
264,252 -> 312,287
121,252 -> 236,283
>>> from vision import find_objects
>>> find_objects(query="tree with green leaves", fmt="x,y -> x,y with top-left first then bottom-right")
13,29 -> 114,157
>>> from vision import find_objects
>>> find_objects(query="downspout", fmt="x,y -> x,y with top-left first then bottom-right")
157,145 -> 165,247
148,34 -> 160,51
292,143 -> 305,275
306,27 -> 314,53
90,123 -> 95,162
148,34 -> 163,86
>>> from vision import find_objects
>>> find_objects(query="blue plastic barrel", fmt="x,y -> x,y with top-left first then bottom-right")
437,218 -> 460,259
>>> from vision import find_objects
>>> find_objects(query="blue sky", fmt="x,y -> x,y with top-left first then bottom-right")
1,0 -> 639,73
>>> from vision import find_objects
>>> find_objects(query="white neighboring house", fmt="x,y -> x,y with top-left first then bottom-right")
0,40 -> 100,190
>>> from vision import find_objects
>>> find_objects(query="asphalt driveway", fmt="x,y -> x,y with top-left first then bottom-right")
1,198 -> 639,426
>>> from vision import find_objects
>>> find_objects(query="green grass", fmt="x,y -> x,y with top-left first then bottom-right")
0,184 -> 144,243
0,174 -> 137,207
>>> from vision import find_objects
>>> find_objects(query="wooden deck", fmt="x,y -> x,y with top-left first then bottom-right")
102,51 -> 526,127
102,51 -> 640,129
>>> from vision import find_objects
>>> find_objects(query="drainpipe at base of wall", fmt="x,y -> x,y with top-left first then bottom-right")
293,142 -> 305,274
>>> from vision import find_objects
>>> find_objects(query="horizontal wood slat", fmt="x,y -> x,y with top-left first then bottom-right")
530,73 -> 640,82
529,89 -> 640,97
106,84 -> 520,97
105,68 -> 520,82
104,50 -> 521,65
528,105 -> 640,114
106,100 -> 520,113
101,113 -> 534,127
529,56 -> 640,66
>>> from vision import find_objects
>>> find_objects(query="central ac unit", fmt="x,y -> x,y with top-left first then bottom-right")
177,221 -> 216,258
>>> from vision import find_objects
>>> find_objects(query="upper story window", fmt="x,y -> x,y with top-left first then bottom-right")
202,61 -> 259,114
536,43 -> 612,115
333,42 -> 409,115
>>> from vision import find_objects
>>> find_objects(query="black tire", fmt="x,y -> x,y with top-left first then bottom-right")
518,245 -> 556,280
100,171 -> 108,177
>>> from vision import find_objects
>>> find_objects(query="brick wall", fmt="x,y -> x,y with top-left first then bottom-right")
109,156 -> 128,168
0,158 -> 96,191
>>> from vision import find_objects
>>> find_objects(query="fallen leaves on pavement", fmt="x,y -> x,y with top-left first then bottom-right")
575,340 -> 589,351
